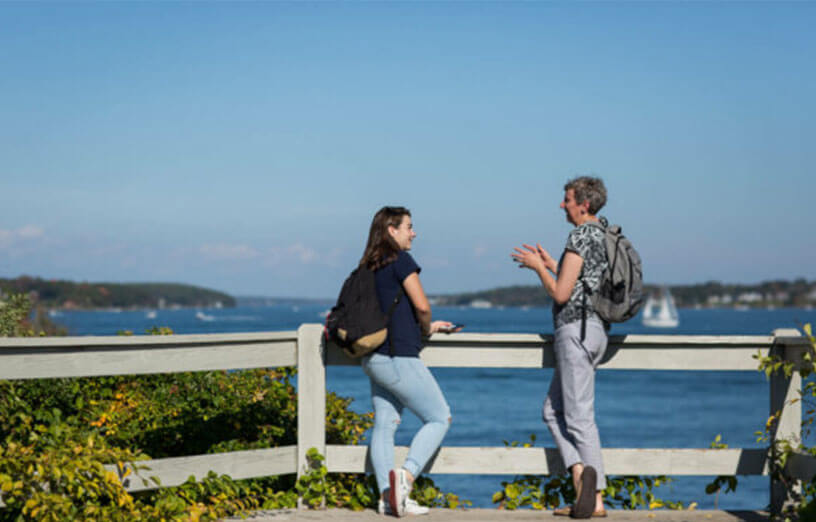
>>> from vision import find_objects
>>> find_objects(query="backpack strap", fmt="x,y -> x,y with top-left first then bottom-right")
385,287 -> 404,357
580,217 -> 608,342
581,282 -> 587,342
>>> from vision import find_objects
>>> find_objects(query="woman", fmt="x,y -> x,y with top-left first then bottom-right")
511,177 -> 609,519
359,206 -> 457,518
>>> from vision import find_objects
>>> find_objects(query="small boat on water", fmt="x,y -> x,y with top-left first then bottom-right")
642,287 -> 679,328
145,310 -> 157,319
196,311 -> 215,322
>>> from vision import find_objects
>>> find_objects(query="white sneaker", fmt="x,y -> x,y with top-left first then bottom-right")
378,497 -> 430,516
388,468 -> 409,517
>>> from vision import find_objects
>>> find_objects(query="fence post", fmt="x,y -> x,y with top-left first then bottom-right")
297,323 -> 326,507
769,328 -> 803,515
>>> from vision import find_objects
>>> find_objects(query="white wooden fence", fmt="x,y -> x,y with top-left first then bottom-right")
0,324 -> 812,513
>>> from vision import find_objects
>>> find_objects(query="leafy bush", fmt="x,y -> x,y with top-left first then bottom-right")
755,323 -> 816,520
0,294 -> 36,337
0,293 -> 66,337
491,435 -> 685,511
0,292 -> 460,519
295,448 -> 468,511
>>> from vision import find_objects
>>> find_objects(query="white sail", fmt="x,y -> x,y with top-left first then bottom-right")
642,287 -> 679,328
642,295 -> 656,320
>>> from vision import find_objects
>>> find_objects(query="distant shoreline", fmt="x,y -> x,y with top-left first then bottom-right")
5,275 -> 814,312
1,276 -> 235,310
431,279 -> 816,310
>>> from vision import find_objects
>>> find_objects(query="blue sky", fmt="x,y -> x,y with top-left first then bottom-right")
1,2 -> 814,298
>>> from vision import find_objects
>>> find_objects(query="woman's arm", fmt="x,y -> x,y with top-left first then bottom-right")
402,272 -> 454,335
512,246 -> 584,305
402,272 -> 432,335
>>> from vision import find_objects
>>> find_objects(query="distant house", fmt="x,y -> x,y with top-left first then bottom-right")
737,292 -> 763,303
720,294 -> 733,305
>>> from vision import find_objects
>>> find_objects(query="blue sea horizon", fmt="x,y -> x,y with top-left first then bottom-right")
51,305 -> 816,510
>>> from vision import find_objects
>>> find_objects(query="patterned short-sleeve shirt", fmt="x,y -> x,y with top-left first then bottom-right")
552,222 -> 608,329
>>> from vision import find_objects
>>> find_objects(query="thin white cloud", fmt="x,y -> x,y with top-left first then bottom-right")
198,242 -> 321,266
262,243 -> 325,267
16,225 -> 45,239
0,225 -> 46,247
287,243 -> 317,263
200,243 -> 260,261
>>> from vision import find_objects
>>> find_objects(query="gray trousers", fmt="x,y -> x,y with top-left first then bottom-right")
543,318 -> 608,490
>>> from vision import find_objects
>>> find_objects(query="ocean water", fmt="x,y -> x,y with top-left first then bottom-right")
51,305 -> 816,510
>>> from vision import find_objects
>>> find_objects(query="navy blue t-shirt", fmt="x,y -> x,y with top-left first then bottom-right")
374,250 -> 422,357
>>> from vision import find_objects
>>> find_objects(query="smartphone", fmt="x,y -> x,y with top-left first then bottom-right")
441,324 -> 465,332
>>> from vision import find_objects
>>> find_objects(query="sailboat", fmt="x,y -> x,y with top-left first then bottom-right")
642,287 -> 679,328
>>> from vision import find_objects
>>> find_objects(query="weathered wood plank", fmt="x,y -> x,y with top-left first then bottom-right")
0,331 -> 298,348
326,344 -> 768,370
771,329 -> 804,513
297,325 -> 326,479
324,328 -> 776,370
326,446 -> 768,476
112,446 -> 297,492
424,332 -> 776,347
0,341 -> 297,379
422,347 -> 547,368
598,347 -> 768,371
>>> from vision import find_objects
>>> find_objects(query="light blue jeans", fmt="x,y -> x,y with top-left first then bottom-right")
361,353 -> 451,493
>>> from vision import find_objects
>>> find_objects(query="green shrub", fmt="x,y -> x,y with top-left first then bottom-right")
491,436 -> 685,511
755,323 -> 816,520
0,294 -> 36,337
0,293 -> 462,519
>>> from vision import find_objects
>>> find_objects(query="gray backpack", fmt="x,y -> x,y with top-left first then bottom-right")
586,218 -> 645,325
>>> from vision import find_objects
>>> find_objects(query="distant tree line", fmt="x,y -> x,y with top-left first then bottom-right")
432,285 -> 553,307
0,276 -> 236,309
432,279 -> 816,309
667,279 -> 816,308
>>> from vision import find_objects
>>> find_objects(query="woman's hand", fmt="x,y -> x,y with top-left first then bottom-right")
535,244 -> 558,273
511,243 -> 548,273
429,321 -> 462,334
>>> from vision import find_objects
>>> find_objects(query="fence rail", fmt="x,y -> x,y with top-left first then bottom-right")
0,324 -> 812,513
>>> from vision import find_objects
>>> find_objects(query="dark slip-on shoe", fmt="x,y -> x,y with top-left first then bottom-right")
571,466 -> 597,519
